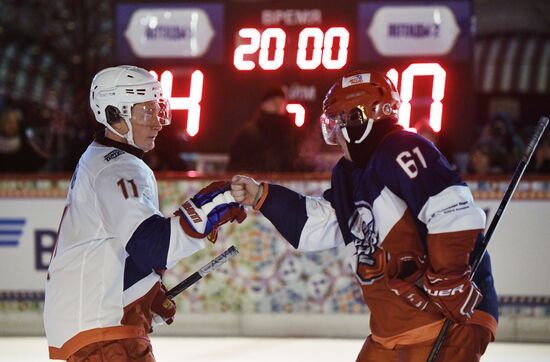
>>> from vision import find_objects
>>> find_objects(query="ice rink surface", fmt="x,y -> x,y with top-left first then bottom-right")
1,337 -> 549,361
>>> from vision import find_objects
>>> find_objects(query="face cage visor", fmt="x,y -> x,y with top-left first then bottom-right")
130,98 -> 172,127
320,106 -> 368,145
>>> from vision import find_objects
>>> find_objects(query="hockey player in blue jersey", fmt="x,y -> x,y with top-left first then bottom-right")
231,70 -> 497,361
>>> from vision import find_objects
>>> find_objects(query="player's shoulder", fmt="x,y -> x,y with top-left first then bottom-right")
372,129 -> 440,171
376,130 -> 438,159
83,142 -> 150,179
86,141 -> 140,166
382,129 -> 433,150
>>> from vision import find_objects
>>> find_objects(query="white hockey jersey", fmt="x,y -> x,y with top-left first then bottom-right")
44,136 -> 205,360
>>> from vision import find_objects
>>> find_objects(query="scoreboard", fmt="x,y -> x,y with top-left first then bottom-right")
116,0 -> 473,153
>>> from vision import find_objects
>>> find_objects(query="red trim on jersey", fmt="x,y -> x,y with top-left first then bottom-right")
49,283 -> 160,360
254,182 -> 269,211
48,326 -> 147,360
427,229 -> 483,275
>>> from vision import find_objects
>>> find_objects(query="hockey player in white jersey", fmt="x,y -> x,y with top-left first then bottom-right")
44,65 -> 246,361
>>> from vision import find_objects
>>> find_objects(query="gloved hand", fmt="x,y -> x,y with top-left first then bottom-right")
386,252 -> 442,315
356,247 -> 388,285
387,278 -> 442,315
423,268 -> 483,324
151,283 -> 176,325
176,181 -> 246,242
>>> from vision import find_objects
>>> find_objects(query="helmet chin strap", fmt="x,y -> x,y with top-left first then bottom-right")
123,120 -> 138,148
105,119 -> 140,148
343,119 -> 402,166
341,118 -> 374,144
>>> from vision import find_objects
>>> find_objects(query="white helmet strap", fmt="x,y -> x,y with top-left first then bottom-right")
104,117 -> 137,147
123,119 -> 137,147
341,118 -> 374,144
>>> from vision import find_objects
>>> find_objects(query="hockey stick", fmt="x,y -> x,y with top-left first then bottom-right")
426,116 -> 549,362
166,245 -> 239,299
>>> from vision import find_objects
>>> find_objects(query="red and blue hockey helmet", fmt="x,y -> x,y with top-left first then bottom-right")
320,70 -> 401,146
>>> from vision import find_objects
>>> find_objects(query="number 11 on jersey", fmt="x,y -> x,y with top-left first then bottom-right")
117,178 -> 138,199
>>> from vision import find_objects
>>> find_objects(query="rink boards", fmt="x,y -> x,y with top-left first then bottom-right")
0,175 -> 549,341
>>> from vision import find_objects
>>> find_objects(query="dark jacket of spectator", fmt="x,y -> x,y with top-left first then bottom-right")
528,137 -> 550,174
478,113 -> 524,173
227,87 -> 311,172
0,108 -> 47,172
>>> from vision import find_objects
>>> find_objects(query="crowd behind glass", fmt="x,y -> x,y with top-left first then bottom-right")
1,97 -> 549,175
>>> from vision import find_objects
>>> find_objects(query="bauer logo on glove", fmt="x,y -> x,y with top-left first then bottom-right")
176,181 -> 246,242
422,268 -> 483,323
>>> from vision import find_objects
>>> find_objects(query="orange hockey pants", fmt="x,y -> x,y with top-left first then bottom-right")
67,337 -> 155,362
357,324 -> 492,362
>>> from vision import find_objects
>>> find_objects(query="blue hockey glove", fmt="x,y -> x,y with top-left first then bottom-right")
176,181 -> 246,242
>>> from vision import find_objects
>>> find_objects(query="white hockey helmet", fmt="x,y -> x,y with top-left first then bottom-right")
89,65 -> 171,147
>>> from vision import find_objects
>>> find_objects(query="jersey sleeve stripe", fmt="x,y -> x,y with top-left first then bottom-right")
259,184 -> 308,248
418,185 -> 486,234
297,196 -> 344,251
372,186 -> 407,243
166,217 -> 206,269
125,214 -> 171,271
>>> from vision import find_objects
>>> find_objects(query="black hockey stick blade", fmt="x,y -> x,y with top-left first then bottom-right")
426,116 -> 549,362
166,245 -> 239,300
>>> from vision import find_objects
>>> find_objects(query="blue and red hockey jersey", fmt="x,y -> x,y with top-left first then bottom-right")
258,130 -> 498,347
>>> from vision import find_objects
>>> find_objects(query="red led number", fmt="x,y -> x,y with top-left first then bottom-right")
259,28 -> 286,70
234,27 -> 349,71
233,28 -> 261,70
149,70 -> 204,137
296,27 -> 323,70
321,27 -> 349,69
386,63 -> 446,133
286,103 -> 305,127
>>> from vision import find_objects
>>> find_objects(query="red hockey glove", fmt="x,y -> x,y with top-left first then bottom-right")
356,247 -> 388,285
387,278 -> 442,315
151,283 -> 176,325
423,268 -> 483,324
386,252 -> 441,315
176,181 -> 247,243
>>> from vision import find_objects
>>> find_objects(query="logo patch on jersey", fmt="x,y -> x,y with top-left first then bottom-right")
349,201 -> 379,256
104,149 -> 125,162
348,201 -> 382,285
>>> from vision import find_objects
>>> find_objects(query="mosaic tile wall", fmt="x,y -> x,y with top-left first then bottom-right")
1,176 -> 549,320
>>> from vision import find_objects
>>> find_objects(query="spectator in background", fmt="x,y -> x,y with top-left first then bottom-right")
0,107 -> 48,172
467,143 -> 497,176
227,86 -> 312,172
528,135 -> 550,174
478,113 -> 524,173
143,129 -> 190,171
416,121 -> 438,145
416,120 -> 457,171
